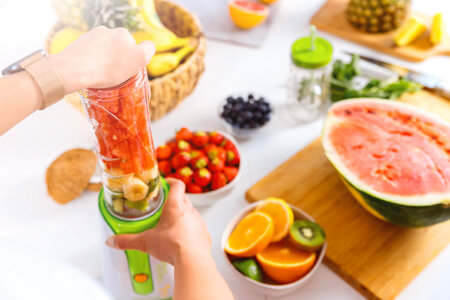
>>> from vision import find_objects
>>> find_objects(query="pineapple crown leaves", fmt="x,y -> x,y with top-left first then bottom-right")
83,0 -> 144,31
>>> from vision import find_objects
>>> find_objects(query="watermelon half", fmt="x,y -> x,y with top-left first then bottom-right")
322,99 -> 450,227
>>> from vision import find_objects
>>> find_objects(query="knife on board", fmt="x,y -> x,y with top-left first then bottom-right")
343,52 -> 450,99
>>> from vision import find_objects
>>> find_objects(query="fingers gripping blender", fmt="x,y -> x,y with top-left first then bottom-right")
80,70 -> 174,299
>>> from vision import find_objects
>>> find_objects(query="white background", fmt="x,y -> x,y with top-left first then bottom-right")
0,0 -> 449,299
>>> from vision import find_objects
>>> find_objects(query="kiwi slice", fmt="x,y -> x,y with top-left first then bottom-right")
288,220 -> 326,251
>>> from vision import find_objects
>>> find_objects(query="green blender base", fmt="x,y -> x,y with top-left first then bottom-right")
99,178 -> 169,295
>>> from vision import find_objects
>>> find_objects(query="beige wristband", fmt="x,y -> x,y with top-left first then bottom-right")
20,53 -> 65,110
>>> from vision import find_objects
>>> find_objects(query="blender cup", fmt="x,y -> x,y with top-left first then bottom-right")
80,69 -> 163,218
79,69 -> 173,299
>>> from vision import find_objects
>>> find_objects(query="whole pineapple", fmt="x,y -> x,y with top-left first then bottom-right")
346,0 -> 411,33
50,0 -> 141,31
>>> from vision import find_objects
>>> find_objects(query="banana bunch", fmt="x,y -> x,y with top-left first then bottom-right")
129,0 -> 197,77
50,0 -> 197,77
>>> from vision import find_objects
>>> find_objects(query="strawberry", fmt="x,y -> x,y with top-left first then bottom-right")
222,139 -> 237,152
193,168 -> 212,187
224,166 -> 239,182
176,127 -> 193,142
156,144 -> 173,160
158,160 -> 172,176
191,156 -> 209,170
165,173 -> 178,180
226,149 -> 240,166
209,158 -> 225,172
192,131 -> 209,148
209,132 -> 224,145
205,145 -> 227,161
187,183 -> 203,194
176,166 -> 194,185
167,141 -> 177,152
171,151 -> 191,169
174,140 -> 192,153
211,172 -> 227,190
190,150 -> 206,160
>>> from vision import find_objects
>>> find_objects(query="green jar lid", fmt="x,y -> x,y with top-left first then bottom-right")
291,36 -> 333,69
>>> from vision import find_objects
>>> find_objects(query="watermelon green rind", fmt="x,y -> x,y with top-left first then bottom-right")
322,98 -> 450,227
342,177 -> 450,227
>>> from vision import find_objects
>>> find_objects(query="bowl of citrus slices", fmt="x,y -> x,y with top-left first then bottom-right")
221,198 -> 326,297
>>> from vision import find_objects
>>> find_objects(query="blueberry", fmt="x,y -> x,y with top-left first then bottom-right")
236,97 -> 244,103
234,103 -> 243,111
248,94 -> 254,100
242,111 -> 253,120
254,111 -> 263,120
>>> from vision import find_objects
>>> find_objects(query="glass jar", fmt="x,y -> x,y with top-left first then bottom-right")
79,69 -> 162,218
287,34 -> 333,122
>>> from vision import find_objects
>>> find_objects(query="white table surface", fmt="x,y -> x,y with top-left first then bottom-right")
1,0 -> 449,299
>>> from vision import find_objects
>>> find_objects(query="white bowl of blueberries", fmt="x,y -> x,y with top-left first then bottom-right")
219,93 -> 272,140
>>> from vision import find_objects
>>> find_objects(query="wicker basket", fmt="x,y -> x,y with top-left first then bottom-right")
46,0 -> 206,121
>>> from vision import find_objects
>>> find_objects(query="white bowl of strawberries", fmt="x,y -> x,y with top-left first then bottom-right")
156,127 -> 242,207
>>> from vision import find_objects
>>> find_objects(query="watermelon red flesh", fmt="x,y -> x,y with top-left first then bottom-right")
325,100 -> 450,200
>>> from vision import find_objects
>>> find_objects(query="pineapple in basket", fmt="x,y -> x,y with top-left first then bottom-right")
346,0 -> 411,33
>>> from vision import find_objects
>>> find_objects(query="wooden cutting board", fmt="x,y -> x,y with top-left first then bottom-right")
246,91 -> 450,300
310,0 -> 450,62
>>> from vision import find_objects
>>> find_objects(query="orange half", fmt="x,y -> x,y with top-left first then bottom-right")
228,0 -> 269,30
255,197 -> 294,242
256,240 -> 317,284
225,211 -> 274,257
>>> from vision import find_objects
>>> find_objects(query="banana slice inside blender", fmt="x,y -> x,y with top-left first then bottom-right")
123,176 -> 150,201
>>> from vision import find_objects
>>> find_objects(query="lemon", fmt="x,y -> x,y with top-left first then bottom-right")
49,27 -> 84,54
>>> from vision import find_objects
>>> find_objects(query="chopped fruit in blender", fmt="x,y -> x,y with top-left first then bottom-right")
187,183 -> 203,194
193,168 -> 212,187
156,144 -> 172,160
137,167 -> 159,183
106,173 -> 133,192
125,199 -> 150,211
192,131 -> 209,147
224,166 -> 239,182
191,156 -> 209,170
158,160 -> 172,176
171,152 -> 191,169
122,176 -> 150,202
209,131 -> 224,145
211,172 -> 227,190
209,158 -> 225,173
176,166 -> 194,185
174,140 -> 192,153
176,127 -> 194,142
113,198 -> 124,214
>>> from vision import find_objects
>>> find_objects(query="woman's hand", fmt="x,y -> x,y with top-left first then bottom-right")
105,178 -> 212,265
50,26 -> 155,94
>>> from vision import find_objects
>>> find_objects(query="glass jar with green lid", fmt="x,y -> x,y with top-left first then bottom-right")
287,26 -> 333,122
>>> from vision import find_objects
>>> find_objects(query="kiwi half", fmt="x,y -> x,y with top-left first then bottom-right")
288,220 -> 326,251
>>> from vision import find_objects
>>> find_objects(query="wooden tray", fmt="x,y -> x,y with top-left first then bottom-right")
310,0 -> 450,62
246,92 -> 450,300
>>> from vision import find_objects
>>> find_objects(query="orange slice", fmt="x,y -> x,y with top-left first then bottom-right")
255,198 -> 294,242
256,240 -> 316,284
228,0 -> 269,30
225,211 -> 274,257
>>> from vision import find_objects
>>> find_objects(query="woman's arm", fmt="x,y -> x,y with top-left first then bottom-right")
106,179 -> 235,300
0,26 -> 155,135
